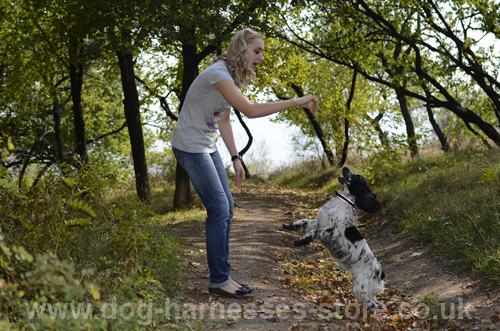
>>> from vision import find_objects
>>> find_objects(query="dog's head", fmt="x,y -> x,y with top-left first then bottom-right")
338,167 -> 381,213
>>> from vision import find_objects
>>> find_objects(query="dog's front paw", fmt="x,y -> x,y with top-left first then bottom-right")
283,223 -> 295,231
294,236 -> 313,247
364,300 -> 384,313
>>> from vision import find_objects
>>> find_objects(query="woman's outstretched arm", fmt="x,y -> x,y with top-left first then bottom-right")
213,80 -> 318,119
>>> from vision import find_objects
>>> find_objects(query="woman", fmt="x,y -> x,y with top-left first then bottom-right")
171,28 -> 318,299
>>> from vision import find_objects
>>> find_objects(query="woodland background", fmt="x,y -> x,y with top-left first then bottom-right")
1,0 -> 500,329
1,0 -> 500,204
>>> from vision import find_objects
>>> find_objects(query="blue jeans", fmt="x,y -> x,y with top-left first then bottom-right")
172,148 -> 233,288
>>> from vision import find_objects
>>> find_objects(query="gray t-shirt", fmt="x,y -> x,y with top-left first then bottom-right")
171,61 -> 234,153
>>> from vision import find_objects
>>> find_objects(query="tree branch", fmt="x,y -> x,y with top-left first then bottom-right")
18,117 -> 54,192
196,0 -> 263,61
159,95 -> 178,122
85,122 -> 127,145
339,71 -> 357,168
233,109 -> 252,178
290,84 -> 335,167
134,74 -> 179,122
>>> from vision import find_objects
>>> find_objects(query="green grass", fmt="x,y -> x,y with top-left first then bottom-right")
3,147 -> 499,329
0,163 -> 205,330
270,149 -> 500,284
270,160 -> 339,189
374,150 -> 500,283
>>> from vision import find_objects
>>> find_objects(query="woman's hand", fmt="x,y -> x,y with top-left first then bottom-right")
295,95 -> 319,112
214,80 -> 319,118
233,159 -> 245,186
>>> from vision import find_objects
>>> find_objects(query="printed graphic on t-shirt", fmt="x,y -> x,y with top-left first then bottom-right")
204,102 -> 230,137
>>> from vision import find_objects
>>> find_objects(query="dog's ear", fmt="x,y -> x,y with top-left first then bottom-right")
338,176 -> 346,186
355,192 -> 381,213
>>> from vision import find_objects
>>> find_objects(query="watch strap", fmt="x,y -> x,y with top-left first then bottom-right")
231,154 -> 241,161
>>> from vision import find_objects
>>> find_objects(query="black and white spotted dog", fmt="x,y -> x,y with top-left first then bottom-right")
283,167 -> 385,310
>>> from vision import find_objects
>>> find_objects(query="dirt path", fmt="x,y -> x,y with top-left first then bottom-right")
174,183 -> 500,331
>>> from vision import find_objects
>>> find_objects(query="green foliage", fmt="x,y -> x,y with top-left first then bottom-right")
0,230 -> 106,330
272,149 -> 500,284
363,147 -> 404,185
478,164 -> 500,185
0,167 -> 25,199
0,138 -> 14,163
255,37 -> 397,162
377,150 -> 500,283
0,162 -> 190,329
277,0 -> 500,152
146,147 -> 178,189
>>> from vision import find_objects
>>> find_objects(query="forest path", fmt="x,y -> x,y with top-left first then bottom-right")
173,183 -> 499,331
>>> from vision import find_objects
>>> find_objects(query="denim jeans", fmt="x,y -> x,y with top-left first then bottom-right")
172,148 -> 233,288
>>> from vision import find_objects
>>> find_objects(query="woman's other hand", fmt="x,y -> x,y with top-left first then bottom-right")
296,95 -> 319,112
233,159 -> 245,186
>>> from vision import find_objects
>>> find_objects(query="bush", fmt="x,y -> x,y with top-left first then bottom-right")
0,162 -> 188,329
378,151 -> 500,283
268,149 -> 500,284
363,147 -> 404,185
0,229 -> 105,330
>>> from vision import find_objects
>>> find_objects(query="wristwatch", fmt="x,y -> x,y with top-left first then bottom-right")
231,154 -> 242,161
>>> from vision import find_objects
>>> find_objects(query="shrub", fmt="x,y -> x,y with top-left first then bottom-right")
0,229 -> 104,330
0,162 -> 187,329
378,151 -> 500,283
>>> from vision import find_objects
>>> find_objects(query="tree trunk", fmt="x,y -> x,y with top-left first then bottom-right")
174,162 -> 191,207
116,50 -> 151,202
463,120 -> 493,149
338,71 -> 357,168
53,100 -> 67,163
69,60 -> 87,164
395,89 -> 418,157
18,117 -> 53,191
425,105 -> 450,152
453,104 -> 500,147
173,41 -> 200,209
290,84 -> 335,167
366,113 -> 390,147
338,118 -> 350,168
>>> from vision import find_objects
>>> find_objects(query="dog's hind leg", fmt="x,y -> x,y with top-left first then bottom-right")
283,219 -> 317,233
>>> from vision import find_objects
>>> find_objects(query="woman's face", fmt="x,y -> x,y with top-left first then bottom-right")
246,38 -> 265,70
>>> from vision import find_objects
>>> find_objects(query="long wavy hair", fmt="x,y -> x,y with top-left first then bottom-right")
214,28 -> 264,89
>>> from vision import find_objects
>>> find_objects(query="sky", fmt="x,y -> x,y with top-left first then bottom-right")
152,26 -> 499,173
214,33 -> 500,172
215,113 -> 301,171
152,107 -> 301,172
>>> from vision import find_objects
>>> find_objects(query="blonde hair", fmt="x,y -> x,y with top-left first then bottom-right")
214,28 -> 264,88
